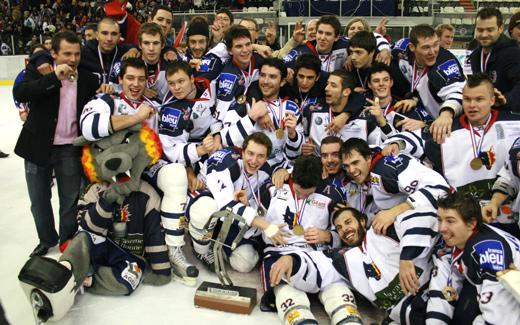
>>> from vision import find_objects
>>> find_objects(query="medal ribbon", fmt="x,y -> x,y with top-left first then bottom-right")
411,61 -> 428,92
307,41 -> 332,72
119,92 -> 144,110
97,46 -> 118,84
266,98 -> 284,129
145,61 -> 161,87
446,248 -> 464,288
288,178 -> 308,228
468,113 -> 492,159
298,89 -> 309,113
356,69 -> 367,89
480,49 -> 492,72
237,55 -> 255,96
242,170 -> 262,209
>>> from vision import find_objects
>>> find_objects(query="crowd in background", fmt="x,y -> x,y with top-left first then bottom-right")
0,0 -> 274,55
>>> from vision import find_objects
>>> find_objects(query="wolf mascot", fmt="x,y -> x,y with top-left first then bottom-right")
18,124 -> 183,323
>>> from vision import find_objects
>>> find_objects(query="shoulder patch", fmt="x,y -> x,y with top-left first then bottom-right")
437,59 -> 462,82
472,239 -> 506,272
383,155 -> 405,169
218,73 -> 237,97
394,38 -> 410,51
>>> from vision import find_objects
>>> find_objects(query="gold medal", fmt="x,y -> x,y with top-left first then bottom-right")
276,127 -> 285,139
257,206 -> 266,217
237,95 -> 247,105
470,157 -> 483,170
292,225 -> 304,236
442,286 -> 458,302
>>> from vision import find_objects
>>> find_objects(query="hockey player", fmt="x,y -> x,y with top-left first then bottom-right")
259,155 -> 354,324
427,191 -> 520,324
384,74 -> 520,236
266,139 -> 449,323
221,58 -> 304,171
137,23 -> 169,99
283,15 -> 349,73
80,58 -> 198,285
215,25 -> 264,122
301,70 -> 373,156
391,24 -> 466,144
363,63 -> 432,136
159,60 -> 220,166
178,19 -> 224,101
482,137 -> 520,225
187,132 -> 288,273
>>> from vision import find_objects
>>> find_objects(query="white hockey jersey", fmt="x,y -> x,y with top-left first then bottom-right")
198,147 -> 271,227
80,93 -> 159,141
427,225 -> 520,325
221,96 -> 304,170
389,110 -> 520,223
260,178 -> 345,251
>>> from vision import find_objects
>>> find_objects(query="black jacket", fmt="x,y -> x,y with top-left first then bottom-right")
469,34 -> 520,113
13,66 -> 100,165
79,39 -> 134,84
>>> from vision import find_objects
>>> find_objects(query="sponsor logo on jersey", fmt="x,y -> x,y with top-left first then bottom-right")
472,240 -> 506,272
218,73 -> 237,96
438,59 -> 461,81
307,197 -> 326,209
199,58 -> 216,72
394,38 -> 410,51
121,261 -> 142,290
283,49 -> 298,63
208,149 -> 231,164
285,100 -> 300,115
160,108 -> 182,128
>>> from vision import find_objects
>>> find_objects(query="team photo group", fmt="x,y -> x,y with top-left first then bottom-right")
7,0 -> 520,324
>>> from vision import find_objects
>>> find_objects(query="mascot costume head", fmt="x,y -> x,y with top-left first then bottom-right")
18,124 -> 161,323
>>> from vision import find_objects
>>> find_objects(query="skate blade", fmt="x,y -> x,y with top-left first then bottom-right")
171,273 -> 197,287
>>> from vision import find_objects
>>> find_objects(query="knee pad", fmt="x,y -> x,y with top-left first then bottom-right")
157,163 -> 188,211
319,283 -> 362,325
274,284 -> 318,325
18,256 -> 77,322
188,196 -> 218,254
229,244 -> 259,273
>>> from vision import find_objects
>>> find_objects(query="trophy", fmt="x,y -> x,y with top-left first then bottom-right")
194,208 -> 257,314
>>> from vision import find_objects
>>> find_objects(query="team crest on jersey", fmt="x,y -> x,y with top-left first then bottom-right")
370,175 -> 380,185
437,59 -> 461,82
363,261 -> 382,280
472,240 -> 506,272
383,155 -> 404,168
117,103 -> 128,113
120,204 -> 131,222
217,73 -> 237,96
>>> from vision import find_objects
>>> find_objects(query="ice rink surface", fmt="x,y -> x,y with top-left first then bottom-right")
0,85 -> 383,324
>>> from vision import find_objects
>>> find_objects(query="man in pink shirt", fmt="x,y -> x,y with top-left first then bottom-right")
13,30 -> 100,257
